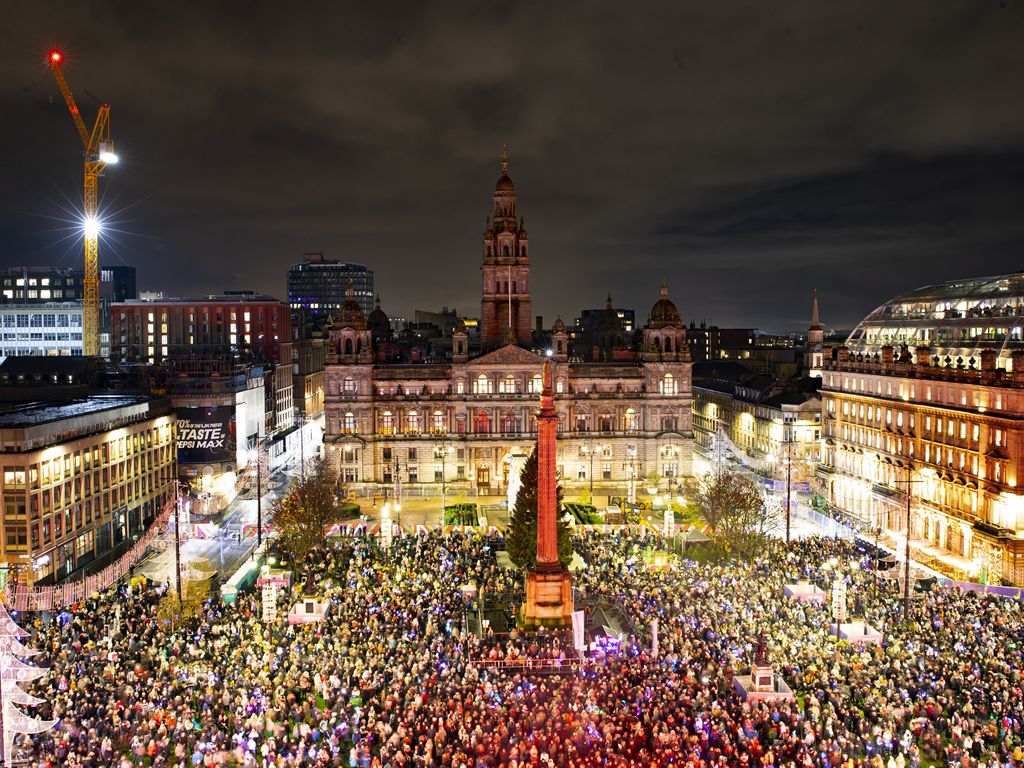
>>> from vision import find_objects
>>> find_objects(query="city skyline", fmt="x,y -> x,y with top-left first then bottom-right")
2,2 -> 1022,333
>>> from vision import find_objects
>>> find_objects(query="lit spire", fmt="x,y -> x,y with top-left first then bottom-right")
660,280 -> 669,299
501,144 -> 509,175
810,289 -> 821,329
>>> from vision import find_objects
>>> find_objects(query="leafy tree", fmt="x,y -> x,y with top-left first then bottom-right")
271,458 -> 344,587
156,559 -> 213,627
693,470 -> 775,557
507,447 -> 572,568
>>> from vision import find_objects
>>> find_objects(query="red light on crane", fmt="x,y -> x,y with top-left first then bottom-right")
48,50 -> 63,64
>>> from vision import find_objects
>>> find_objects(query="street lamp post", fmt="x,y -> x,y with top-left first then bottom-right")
899,466 -> 934,623
785,435 -> 792,545
173,480 -> 186,603
903,471 -> 912,624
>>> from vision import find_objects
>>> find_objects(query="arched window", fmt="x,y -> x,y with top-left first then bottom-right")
624,408 -> 638,431
654,337 -> 661,352
474,374 -> 492,394
512,281 -> 517,294
344,338 -> 353,355
529,373 -> 542,393
343,377 -> 356,394
665,337 -> 673,352
500,374 -> 516,394
380,411 -> 394,435
343,412 -> 356,432
432,410 -> 446,433
660,373 -> 677,395
503,245 -> 510,256
407,410 -> 420,434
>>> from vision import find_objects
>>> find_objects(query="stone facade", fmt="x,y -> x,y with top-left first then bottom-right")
323,153 -> 694,498
818,273 -> 1024,585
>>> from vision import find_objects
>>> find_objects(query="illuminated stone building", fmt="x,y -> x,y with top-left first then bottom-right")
0,396 -> 176,586
819,273 -> 1024,584
693,373 -> 821,478
323,153 -> 694,496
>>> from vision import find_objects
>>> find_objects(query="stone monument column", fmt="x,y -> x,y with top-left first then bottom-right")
520,357 -> 573,628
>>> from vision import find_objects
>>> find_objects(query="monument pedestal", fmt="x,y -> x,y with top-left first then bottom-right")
520,567 -> 573,629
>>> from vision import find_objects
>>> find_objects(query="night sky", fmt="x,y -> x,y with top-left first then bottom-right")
3,1 -> 1023,333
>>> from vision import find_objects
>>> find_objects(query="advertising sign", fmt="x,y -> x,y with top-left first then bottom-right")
176,406 -> 234,464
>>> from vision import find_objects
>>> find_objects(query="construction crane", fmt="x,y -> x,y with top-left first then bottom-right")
46,49 -> 118,357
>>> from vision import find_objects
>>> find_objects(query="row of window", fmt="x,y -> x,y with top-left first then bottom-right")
1,313 -> 82,328
828,374 -> 1006,411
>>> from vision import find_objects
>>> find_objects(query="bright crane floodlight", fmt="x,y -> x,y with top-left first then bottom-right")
99,139 -> 118,164
83,216 -> 101,239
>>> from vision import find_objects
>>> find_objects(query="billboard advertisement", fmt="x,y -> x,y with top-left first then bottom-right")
175,406 -> 235,465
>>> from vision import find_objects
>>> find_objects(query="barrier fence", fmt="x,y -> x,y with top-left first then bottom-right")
3,499 -> 174,612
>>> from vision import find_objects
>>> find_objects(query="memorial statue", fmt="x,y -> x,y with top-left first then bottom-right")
754,633 -> 769,666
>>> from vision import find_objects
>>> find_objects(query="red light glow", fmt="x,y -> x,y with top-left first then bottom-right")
49,50 -> 63,64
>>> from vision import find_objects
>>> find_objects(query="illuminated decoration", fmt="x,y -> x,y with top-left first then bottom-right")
0,602 -> 56,763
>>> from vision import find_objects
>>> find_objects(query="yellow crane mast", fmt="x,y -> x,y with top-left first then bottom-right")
46,50 -> 118,358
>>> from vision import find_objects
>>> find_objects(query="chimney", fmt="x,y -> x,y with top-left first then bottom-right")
980,349 -> 997,372
881,344 -> 894,365
915,345 -> 931,372
1012,350 -> 1024,384
536,315 -> 543,334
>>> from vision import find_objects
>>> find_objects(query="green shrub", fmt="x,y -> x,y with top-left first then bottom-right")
562,502 -> 601,525
339,502 -> 360,519
444,503 -> 478,526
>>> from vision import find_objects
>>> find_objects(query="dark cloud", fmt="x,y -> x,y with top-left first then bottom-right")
2,0 -> 1023,332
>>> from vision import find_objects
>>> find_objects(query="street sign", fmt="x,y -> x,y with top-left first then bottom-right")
262,581 -> 278,623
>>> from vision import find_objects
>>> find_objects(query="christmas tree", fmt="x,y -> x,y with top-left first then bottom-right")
506,446 -> 572,569
0,602 -> 56,764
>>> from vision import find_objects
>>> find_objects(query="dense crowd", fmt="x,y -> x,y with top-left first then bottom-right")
12,529 -> 1024,768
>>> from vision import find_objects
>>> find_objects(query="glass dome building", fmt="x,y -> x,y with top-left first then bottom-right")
845,273 -> 1024,368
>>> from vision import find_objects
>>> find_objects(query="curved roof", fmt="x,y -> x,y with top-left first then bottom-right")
846,272 -> 1024,364
647,281 -> 682,329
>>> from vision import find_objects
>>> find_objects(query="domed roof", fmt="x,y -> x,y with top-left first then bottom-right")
551,315 -> 566,333
648,281 -> 682,329
496,174 -> 515,192
339,282 -> 367,330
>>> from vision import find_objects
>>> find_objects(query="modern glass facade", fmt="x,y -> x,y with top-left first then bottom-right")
288,254 -> 373,318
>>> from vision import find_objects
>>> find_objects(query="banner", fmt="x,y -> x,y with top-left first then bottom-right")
176,405 -> 234,465
572,610 -> 585,652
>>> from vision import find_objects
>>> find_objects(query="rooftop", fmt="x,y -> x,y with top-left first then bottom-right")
0,395 -> 152,429
847,272 -> 1024,364
115,293 -> 283,305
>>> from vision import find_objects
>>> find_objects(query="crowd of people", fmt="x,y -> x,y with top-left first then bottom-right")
12,528 -> 1024,768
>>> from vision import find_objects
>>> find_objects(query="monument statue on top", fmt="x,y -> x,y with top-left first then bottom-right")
519,357 -> 573,628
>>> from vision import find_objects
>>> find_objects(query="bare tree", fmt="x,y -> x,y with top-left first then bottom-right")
270,459 -> 343,590
693,471 -> 775,557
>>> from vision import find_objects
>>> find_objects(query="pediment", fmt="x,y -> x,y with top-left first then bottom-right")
468,344 -> 544,367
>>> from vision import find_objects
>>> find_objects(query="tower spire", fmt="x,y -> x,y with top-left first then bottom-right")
501,144 -> 509,175
810,289 -> 821,330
